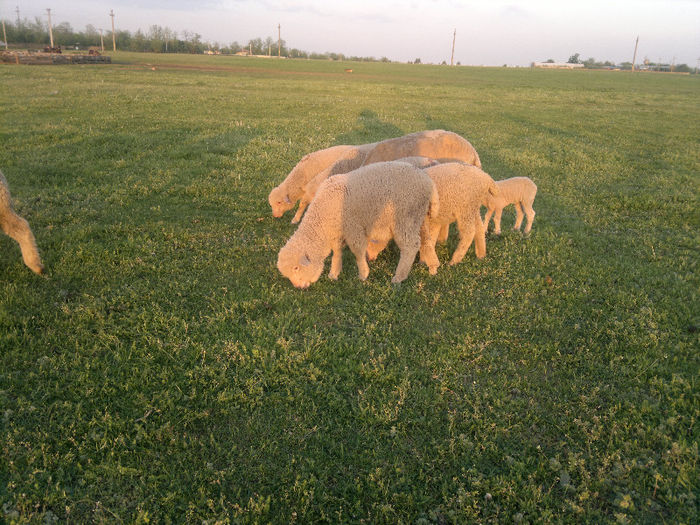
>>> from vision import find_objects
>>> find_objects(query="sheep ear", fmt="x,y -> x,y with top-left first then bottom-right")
284,194 -> 292,204
300,254 -> 311,266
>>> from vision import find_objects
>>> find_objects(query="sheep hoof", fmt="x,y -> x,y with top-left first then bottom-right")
428,266 -> 438,275
391,276 -> 405,284
291,217 -> 300,224
328,272 -> 339,281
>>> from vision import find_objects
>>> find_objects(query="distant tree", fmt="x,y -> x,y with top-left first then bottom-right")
674,63 -> 691,73
567,53 -> 580,64
546,58 -> 554,63
414,58 -> 421,64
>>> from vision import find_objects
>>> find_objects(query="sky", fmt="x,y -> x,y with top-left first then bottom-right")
3,1 -> 699,66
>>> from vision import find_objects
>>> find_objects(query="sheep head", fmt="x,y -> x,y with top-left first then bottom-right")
277,244 -> 324,289
268,186 -> 294,217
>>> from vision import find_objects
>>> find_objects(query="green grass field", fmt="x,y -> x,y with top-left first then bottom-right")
1,52 -> 698,523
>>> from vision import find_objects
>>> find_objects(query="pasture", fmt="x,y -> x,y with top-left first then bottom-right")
1,52 -> 698,523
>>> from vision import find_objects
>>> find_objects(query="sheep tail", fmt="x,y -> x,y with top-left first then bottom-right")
487,178 -> 499,198
428,182 -> 440,219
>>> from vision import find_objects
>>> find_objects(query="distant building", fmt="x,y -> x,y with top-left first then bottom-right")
532,62 -> 584,69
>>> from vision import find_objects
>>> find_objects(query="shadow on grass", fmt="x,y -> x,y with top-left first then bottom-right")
334,109 -> 404,145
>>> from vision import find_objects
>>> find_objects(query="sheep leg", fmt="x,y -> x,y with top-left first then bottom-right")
449,217 -> 475,266
483,207 -> 494,233
523,199 -> 536,235
473,212 -> 486,259
328,241 -> 344,280
419,222 -> 442,275
366,238 -> 389,261
437,223 -> 449,243
513,201 -> 525,231
1,212 -> 44,274
347,239 -> 370,281
492,206 -> 503,235
392,236 -> 420,284
291,199 -> 309,224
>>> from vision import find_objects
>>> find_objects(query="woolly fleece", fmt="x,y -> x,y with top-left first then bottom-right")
277,161 -> 439,288
361,130 -> 481,168
0,170 -> 44,274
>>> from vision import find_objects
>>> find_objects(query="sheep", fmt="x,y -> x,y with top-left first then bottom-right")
361,129 -> 481,168
290,130 -> 480,225
268,144 -> 360,221
0,170 -> 44,274
288,142 -> 377,223
297,154 -> 439,224
417,163 -> 499,275
277,161 -> 439,288
483,176 -> 537,235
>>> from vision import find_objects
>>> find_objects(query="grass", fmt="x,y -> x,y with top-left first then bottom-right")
1,51 -> 698,523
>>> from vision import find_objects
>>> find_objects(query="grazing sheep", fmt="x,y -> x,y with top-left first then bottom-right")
268,144 -> 359,220
418,163 -> 499,275
290,130 -> 480,225
361,129 -> 481,168
483,176 -> 537,235
0,170 -> 44,274
289,142 -> 377,223
277,161 -> 439,288
297,154 -> 439,224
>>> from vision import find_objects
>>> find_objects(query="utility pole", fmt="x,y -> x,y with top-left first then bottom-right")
99,28 -> 104,52
631,35 -> 639,71
278,23 -> 281,58
46,8 -> 54,48
2,19 -> 7,49
16,6 -> 20,28
671,56 -> 675,72
110,9 -> 116,51
450,28 -> 456,66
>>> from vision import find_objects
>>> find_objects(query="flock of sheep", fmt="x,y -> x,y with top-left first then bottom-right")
269,129 -> 538,288
1,130 -> 536,282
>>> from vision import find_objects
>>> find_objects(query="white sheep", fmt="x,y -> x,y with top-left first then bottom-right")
483,176 -> 537,235
277,161 -> 439,288
289,130 -> 480,225
288,142 -> 377,223
268,144 -> 360,221
418,163 -> 499,275
297,154 -> 439,224
360,129 -> 481,168
1,170 -> 44,274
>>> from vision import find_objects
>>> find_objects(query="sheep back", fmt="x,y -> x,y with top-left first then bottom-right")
361,130 -> 482,168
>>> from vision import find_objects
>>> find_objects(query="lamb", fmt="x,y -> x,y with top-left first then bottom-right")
1,170 -> 44,274
360,129 -> 481,168
268,144 -> 361,221
417,163 -> 499,275
277,161 -> 439,288
483,176 -> 537,235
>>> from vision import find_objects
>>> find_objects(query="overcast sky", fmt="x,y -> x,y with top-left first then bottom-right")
4,1 -> 699,66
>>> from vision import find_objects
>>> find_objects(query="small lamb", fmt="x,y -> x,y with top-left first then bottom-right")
277,161 -> 439,288
268,144 -> 360,220
418,163 -> 499,275
483,176 -> 537,235
1,170 -> 44,274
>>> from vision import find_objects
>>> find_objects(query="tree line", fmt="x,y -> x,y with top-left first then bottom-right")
1,17 -> 388,62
